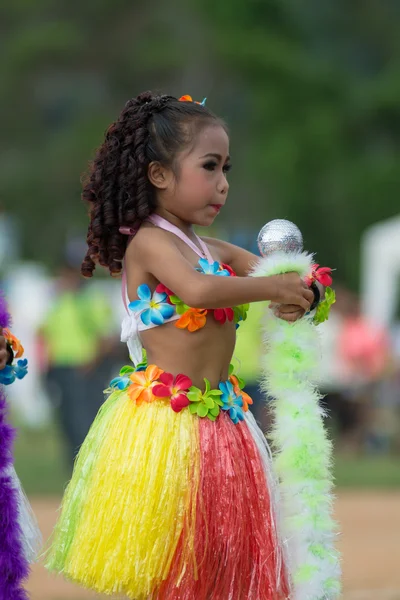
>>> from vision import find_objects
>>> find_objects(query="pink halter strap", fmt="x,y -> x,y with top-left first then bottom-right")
147,214 -> 214,262
120,214 -> 214,312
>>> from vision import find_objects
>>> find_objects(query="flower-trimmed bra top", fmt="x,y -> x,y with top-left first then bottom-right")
121,214 -> 249,365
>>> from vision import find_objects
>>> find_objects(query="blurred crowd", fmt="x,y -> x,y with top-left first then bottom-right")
1,210 -> 400,469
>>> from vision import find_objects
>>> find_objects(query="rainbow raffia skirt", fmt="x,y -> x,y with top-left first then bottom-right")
45,363 -> 289,600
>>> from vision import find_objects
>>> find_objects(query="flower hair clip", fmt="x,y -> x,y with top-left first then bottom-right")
179,95 -> 207,106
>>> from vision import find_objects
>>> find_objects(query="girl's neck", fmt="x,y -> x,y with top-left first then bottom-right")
152,209 -> 195,238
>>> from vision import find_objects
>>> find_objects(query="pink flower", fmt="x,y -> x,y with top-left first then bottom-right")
153,372 -> 193,412
305,264 -> 333,287
213,307 -> 234,324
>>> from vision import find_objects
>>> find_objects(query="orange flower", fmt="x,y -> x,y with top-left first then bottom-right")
3,329 -> 24,358
229,374 -> 253,412
128,364 -> 164,406
176,308 -> 207,332
178,95 -> 206,106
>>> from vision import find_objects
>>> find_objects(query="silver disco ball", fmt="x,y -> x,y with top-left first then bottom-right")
257,219 -> 303,256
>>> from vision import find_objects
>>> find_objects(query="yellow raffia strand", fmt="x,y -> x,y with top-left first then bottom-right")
46,389 -> 200,599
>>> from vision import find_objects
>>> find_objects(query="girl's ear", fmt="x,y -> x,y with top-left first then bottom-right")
148,162 -> 173,190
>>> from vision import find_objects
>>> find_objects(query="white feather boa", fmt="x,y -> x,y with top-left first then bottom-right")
251,252 -> 341,600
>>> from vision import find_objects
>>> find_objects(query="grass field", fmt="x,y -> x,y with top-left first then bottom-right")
12,421 -> 400,599
13,421 -> 400,495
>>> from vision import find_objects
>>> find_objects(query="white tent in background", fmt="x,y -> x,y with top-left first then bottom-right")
361,215 -> 400,327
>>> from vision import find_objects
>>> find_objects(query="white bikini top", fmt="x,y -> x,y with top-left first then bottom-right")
120,214 -> 216,365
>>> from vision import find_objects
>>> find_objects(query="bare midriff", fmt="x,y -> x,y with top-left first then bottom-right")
141,317 -> 237,389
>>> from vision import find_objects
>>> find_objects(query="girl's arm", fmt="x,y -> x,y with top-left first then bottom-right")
201,237 -> 257,277
203,237 -> 325,320
128,227 -> 313,311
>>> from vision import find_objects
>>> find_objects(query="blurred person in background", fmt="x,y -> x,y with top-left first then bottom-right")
40,262 -> 114,468
322,286 -> 392,454
234,301 -> 270,427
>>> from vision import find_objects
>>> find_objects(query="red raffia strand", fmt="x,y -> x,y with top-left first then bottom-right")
157,412 -> 289,599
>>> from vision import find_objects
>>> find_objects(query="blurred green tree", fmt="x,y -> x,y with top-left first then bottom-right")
0,0 -> 399,288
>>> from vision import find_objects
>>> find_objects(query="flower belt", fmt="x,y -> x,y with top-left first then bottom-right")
107,360 -> 253,425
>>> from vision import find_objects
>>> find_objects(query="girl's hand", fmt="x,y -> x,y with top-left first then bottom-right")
270,272 -> 314,312
0,328 -> 7,371
270,303 -> 305,323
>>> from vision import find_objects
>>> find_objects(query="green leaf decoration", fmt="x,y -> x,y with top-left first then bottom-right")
189,403 -> 198,414
197,403 -> 208,418
169,295 -> 189,314
204,396 -> 215,409
209,405 -> 220,417
187,379 -> 222,420
134,360 -> 148,372
233,303 -> 250,324
314,287 -> 336,325
187,388 -> 201,402
119,365 -> 135,376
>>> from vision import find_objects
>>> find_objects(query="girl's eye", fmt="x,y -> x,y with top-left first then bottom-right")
203,161 -> 217,171
203,162 -> 232,173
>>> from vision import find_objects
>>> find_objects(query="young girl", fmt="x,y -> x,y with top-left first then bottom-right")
46,92 -> 314,600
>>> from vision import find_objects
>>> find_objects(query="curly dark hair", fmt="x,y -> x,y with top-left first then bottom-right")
81,91 -> 225,277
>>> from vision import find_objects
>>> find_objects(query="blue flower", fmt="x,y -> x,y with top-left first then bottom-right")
14,359 -> 28,379
0,365 -> 16,385
0,359 -> 28,386
109,375 -> 131,390
218,380 -> 244,425
197,258 -> 230,277
129,284 -> 175,326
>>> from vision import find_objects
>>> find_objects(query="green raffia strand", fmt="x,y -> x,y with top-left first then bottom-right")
314,286 -> 336,325
187,378 -> 223,421
45,389 -> 123,570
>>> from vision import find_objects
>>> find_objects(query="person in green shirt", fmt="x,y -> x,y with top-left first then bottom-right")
41,264 -> 114,467
234,301 -> 272,430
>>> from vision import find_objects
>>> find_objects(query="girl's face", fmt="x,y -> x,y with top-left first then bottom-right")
155,124 -> 231,227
